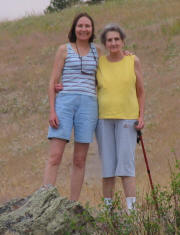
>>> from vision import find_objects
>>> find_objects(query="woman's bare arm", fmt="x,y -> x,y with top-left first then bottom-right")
48,44 -> 66,128
134,55 -> 145,129
95,44 -> 103,57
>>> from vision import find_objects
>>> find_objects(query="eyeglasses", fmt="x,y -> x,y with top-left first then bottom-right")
76,44 -> 97,75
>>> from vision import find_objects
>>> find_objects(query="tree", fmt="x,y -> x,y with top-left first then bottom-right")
88,0 -> 104,4
45,0 -> 80,13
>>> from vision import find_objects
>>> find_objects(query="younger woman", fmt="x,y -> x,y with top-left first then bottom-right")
43,13 -> 100,201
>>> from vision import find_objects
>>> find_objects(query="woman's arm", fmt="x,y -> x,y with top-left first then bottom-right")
48,44 -> 66,128
134,55 -> 145,129
95,44 -> 103,57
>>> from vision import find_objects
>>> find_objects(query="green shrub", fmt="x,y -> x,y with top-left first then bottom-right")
161,19 -> 180,36
88,0 -> 104,4
45,0 -> 80,13
69,160 -> 180,234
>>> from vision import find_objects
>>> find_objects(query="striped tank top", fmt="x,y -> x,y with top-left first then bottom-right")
61,43 -> 98,97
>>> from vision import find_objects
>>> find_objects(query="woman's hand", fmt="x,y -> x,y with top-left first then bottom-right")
55,83 -> 63,93
135,117 -> 144,130
124,50 -> 133,56
49,111 -> 59,129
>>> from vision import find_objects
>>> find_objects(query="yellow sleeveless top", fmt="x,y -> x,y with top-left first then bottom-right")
97,55 -> 139,119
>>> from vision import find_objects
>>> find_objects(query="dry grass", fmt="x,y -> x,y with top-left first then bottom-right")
0,0 -> 180,207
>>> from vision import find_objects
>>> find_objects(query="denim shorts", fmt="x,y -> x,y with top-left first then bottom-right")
48,93 -> 98,143
96,119 -> 137,178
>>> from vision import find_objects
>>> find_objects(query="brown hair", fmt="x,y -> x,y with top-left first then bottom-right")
68,12 -> 95,43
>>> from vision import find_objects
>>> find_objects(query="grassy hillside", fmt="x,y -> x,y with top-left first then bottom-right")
0,0 -> 179,206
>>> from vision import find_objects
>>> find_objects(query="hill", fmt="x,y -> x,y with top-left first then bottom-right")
0,0 -> 179,206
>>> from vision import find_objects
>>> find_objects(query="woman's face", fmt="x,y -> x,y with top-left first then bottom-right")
105,31 -> 124,54
75,16 -> 93,41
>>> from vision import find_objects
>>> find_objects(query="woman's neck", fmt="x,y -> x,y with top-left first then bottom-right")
107,51 -> 124,62
75,39 -> 90,49
74,39 -> 90,56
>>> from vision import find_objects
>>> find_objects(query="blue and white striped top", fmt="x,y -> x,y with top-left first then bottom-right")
61,43 -> 98,97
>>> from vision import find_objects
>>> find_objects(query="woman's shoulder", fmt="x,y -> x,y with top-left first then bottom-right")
93,43 -> 103,57
99,55 -> 106,62
124,54 -> 140,65
126,54 -> 140,62
133,55 -> 141,66
125,55 -> 141,70
56,44 -> 68,59
57,44 -> 67,52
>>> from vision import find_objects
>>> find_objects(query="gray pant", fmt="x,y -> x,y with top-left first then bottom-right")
96,119 -> 137,178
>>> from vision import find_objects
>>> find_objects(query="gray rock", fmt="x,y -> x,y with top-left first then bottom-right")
0,185 -> 95,235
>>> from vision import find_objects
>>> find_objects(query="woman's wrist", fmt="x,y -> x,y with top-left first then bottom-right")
50,108 -> 56,114
138,115 -> 144,121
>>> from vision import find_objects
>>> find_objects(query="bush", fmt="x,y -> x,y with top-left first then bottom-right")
88,0 -> 104,4
69,160 -> 180,234
45,0 -> 80,13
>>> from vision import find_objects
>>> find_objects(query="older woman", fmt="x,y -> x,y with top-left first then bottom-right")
96,24 -> 145,211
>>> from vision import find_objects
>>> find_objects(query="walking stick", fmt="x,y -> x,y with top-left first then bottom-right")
135,122 -> 159,215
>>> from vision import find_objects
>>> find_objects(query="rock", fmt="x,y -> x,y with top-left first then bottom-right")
0,185 -> 95,235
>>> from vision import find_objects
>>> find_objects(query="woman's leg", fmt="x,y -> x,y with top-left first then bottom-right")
115,120 -> 137,210
103,177 -> 116,198
102,177 -> 115,207
122,176 -> 136,210
70,142 -> 89,201
121,176 -> 136,197
96,119 -> 116,206
43,138 -> 67,186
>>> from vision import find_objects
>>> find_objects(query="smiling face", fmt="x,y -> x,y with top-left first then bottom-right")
105,31 -> 124,54
75,16 -> 93,42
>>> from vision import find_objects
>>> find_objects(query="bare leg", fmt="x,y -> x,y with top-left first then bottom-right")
43,138 -> 67,186
121,176 -> 136,197
122,176 -> 136,210
70,142 -> 89,201
103,177 -> 116,198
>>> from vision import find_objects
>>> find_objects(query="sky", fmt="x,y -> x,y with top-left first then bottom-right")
0,0 -> 51,22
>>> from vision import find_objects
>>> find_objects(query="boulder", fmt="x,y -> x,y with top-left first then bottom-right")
0,185 -> 95,235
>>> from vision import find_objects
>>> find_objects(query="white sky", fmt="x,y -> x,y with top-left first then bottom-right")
0,0 -> 51,22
